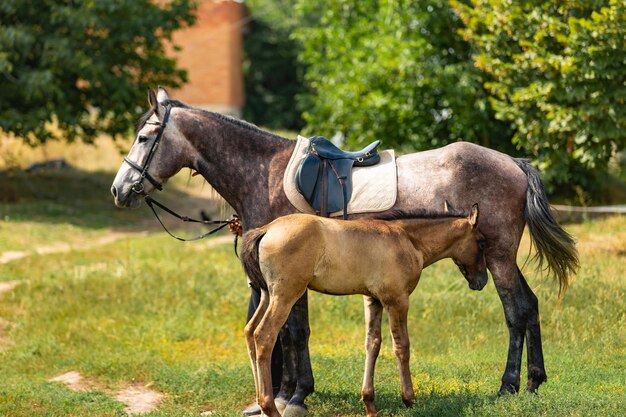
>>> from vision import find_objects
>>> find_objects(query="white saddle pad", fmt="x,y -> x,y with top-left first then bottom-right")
283,135 -> 397,216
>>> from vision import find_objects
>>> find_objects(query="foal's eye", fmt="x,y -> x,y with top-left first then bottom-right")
478,240 -> 487,250
138,135 -> 149,143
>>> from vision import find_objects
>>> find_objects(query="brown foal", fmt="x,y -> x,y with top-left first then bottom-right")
241,205 -> 487,417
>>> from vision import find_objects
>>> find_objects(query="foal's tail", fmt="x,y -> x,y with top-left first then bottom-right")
240,225 -> 269,290
513,158 -> 579,294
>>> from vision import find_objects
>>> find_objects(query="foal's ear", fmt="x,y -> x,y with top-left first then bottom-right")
147,88 -> 158,112
468,203 -> 479,228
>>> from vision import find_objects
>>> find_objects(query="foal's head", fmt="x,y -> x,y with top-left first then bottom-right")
451,204 -> 488,291
111,87 -> 193,208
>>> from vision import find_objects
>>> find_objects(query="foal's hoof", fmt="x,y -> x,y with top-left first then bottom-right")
282,403 -> 309,417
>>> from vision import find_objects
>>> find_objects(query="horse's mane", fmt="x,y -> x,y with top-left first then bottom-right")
374,208 -> 469,221
136,98 -> 287,141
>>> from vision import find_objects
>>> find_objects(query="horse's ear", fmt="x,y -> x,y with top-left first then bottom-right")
469,203 -> 479,228
148,88 -> 158,113
157,85 -> 170,104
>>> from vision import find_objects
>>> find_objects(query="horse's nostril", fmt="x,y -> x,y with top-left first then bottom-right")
111,185 -> 117,198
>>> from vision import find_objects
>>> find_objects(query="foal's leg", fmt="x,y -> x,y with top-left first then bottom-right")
362,296 -> 383,417
255,295 -> 302,417
245,289 -> 269,400
386,297 -> 415,407
518,268 -> 547,392
489,258 -> 531,395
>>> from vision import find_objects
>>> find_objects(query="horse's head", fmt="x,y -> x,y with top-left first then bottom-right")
111,87 -> 190,208
450,204 -> 489,291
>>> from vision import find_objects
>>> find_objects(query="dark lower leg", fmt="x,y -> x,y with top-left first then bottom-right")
494,273 -> 528,394
518,270 -> 547,392
276,326 -> 297,403
288,292 -> 314,408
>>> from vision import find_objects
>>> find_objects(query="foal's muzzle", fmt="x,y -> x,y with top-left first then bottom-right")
469,271 -> 489,291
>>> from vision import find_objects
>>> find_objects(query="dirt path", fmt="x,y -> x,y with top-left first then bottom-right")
50,371 -> 164,415
0,232 -> 149,264
0,232 -> 234,265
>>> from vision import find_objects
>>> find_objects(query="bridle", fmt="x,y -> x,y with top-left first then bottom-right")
120,104 -> 239,248
123,104 -> 172,194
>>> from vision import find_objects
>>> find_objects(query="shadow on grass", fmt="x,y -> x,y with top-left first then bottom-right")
0,166 -> 224,231
311,389 -> 494,417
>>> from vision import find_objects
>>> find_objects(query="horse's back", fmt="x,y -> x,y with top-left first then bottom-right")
393,142 -> 528,243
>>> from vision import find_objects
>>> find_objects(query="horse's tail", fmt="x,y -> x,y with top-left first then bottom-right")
240,225 -> 269,290
513,158 -> 579,294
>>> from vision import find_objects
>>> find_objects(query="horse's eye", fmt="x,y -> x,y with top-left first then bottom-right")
478,240 -> 486,250
138,135 -> 149,143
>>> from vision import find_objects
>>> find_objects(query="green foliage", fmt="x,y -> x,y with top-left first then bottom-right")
453,0 -> 626,188
0,0 -> 196,144
293,0 -> 513,152
242,0 -> 305,131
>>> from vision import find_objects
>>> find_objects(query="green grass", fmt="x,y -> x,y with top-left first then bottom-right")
0,152 -> 624,416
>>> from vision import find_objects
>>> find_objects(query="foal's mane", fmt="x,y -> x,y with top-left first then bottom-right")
374,208 -> 469,221
136,99 -> 287,141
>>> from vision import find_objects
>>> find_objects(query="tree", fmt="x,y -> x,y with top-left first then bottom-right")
0,0 -> 196,144
452,0 -> 626,189
242,0 -> 305,131
293,0 -> 513,153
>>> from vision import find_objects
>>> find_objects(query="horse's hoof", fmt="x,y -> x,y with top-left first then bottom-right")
275,397 -> 289,414
282,404 -> 309,417
497,384 -> 519,396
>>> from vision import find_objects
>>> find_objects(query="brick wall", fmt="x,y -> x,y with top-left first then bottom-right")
168,0 -> 246,116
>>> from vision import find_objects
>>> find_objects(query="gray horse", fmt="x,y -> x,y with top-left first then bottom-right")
111,87 -> 578,416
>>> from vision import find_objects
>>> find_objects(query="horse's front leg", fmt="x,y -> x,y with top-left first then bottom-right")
386,297 -> 415,407
282,291 -> 314,417
489,258 -> 530,395
362,296 -> 383,417
518,268 -> 547,392
275,325 -> 297,414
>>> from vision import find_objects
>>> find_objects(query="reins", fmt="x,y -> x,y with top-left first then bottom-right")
145,195 -> 241,255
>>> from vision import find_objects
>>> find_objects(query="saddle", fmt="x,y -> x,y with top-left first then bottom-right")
296,136 -> 381,219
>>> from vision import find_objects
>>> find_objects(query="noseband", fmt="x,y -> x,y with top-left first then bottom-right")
124,104 -> 172,194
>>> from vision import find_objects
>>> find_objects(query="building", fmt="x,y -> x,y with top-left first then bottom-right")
168,0 -> 246,116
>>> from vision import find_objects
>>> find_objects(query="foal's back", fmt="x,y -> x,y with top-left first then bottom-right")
258,214 -> 422,302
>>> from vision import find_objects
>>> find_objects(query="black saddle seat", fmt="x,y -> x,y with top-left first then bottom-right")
296,136 -> 383,219
311,136 -> 381,163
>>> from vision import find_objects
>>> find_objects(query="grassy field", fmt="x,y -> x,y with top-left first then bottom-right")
0,137 -> 624,416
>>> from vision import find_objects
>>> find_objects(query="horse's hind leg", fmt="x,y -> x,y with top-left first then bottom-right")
282,292 -> 314,417
386,297 -> 415,407
518,268 -> 547,392
362,296 -> 383,417
490,258 -> 532,395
